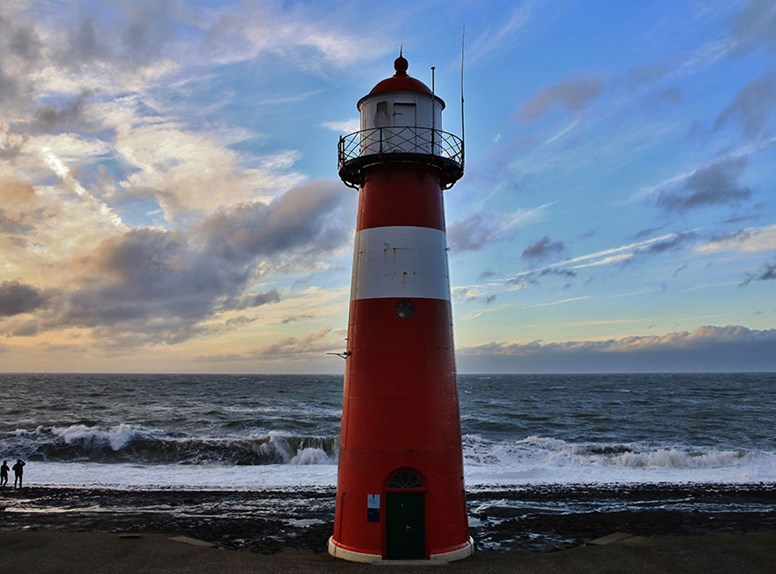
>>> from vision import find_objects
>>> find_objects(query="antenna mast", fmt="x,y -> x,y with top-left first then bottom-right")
460,28 -> 466,166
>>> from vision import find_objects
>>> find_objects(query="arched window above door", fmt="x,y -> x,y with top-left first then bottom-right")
387,469 -> 423,489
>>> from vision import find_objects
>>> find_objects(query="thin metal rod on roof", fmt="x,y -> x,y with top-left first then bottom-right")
460,27 -> 466,165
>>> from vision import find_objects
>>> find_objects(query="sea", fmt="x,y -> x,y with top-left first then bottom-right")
2,372 -> 775,490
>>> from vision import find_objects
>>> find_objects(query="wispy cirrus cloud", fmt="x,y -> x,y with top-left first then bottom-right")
510,232 -> 692,282
467,1 -> 534,64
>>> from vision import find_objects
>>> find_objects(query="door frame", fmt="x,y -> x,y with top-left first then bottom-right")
384,468 -> 427,560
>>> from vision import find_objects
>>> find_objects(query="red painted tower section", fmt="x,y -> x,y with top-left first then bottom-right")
328,54 -> 472,563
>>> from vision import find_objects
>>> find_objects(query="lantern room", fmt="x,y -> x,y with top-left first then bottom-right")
338,53 -> 464,189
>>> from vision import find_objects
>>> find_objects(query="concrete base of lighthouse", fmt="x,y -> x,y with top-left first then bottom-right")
328,536 -> 474,564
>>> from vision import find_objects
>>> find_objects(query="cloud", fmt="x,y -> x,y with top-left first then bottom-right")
235,290 -> 281,310
453,286 -> 498,304
0,281 -> 49,317
0,207 -> 34,236
467,2 -> 533,63
448,204 -> 553,253
522,236 -> 565,260
619,63 -> 670,89
509,232 -> 691,283
697,224 -> 776,254
15,180 -> 350,347
280,314 -> 314,325
322,118 -> 359,134
741,257 -> 776,285
113,109 -> 306,224
0,8 -> 42,113
529,296 -> 589,308
516,76 -> 604,121
656,156 -> 752,211
34,92 -> 92,133
203,1 -> 385,70
715,73 -> 776,139
728,0 -> 776,55
196,327 -> 337,363
643,231 -> 697,254
448,214 -> 494,252
457,325 -> 776,373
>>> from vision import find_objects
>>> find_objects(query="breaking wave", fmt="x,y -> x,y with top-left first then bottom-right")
462,434 -> 775,484
2,424 -> 338,466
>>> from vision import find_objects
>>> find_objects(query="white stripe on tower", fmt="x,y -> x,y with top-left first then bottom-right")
351,226 -> 450,301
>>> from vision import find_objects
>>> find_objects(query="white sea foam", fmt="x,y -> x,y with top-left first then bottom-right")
20,436 -> 776,490
4,373 -> 775,490
25,462 -> 338,489
52,423 -> 140,451
462,434 -> 776,486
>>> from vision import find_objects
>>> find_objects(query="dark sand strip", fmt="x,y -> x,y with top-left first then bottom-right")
1,530 -> 775,573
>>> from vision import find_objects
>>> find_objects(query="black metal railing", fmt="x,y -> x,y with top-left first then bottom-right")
338,127 -> 464,188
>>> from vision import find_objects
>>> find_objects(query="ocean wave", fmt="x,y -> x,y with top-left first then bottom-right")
462,434 -> 770,473
1,425 -> 338,466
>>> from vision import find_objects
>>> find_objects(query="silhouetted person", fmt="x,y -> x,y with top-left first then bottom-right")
0,460 -> 9,487
12,459 -> 25,488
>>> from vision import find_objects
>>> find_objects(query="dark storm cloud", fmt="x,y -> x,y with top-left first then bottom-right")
516,76 -> 604,121
457,326 -> 776,373
41,180 -> 349,346
729,0 -> 776,55
715,74 -> 776,139
656,157 -> 752,211
522,236 -> 565,260
0,281 -> 49,317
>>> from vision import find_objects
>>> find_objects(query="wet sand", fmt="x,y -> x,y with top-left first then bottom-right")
2,484 -> 775,572
1,530 -> 775,573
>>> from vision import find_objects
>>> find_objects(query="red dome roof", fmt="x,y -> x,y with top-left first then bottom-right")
368,54 -> 432,96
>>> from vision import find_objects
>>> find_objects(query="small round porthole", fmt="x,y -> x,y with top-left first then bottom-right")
395,300 -> 414,319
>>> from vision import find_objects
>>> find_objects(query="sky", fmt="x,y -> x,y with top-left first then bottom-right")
1,0 -> 775,374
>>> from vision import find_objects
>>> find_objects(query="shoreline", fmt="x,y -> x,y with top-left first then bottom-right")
2,482 -> 775,554
2,529 -> 775,573
2,483 -> 775,572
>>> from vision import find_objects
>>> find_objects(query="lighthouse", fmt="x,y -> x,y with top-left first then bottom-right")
328,53 -> 472,563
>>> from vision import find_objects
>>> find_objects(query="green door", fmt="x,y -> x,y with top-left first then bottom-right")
386,492 -> 425,559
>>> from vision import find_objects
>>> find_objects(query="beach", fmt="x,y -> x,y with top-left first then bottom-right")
2,484 -> 775,572
1,530 -> 775,574
2,373 -> 775,571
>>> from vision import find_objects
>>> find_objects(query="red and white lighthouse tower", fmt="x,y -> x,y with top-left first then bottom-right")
328,53 -> 472,563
